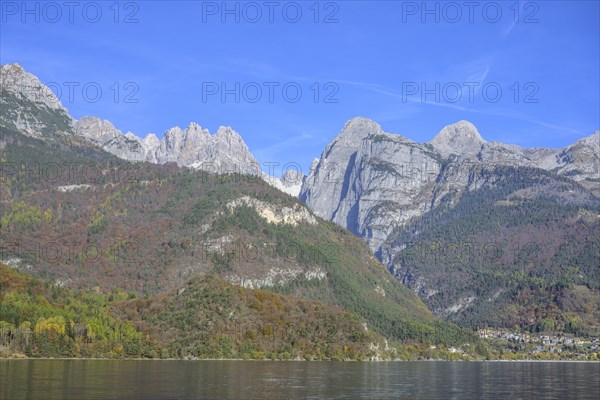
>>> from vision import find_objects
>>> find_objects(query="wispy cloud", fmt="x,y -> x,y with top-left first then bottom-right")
327,79 -> 583,136
253,133 -> 316,169
487,111 -> 585,136
455,54 -> 497,96
466,67 -> 491,86
332,78 -> 483,113
255,133 -> 313,157
502,21 -> 517,39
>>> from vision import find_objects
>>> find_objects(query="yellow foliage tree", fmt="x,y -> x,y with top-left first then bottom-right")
34,316 -> 66,339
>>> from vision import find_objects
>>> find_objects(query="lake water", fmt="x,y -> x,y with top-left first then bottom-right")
1,360 -> 598,399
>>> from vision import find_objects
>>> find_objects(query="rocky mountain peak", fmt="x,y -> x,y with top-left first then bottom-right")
337,117 -> 384,145
186,122 -> 210,137
75,116 -> 119,137
302,116 -> 600,259
161,123 -> 208,149
164,125 -> 183,137
142,133 -> 160,148
1,63 -> 24,75
429,120 -> 486,157
282,169 -> 304,185
1,63 -> 66,112
262,168 -> 306,197
73,116 -> 147,160
216,125 -> 239,138
343,116 -> 381,129
575,130 -> 599,147
215,126 -> 247,147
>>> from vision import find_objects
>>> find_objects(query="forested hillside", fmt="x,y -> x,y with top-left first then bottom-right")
1,125 -> 478,349
115,273 -> 398,360
0,262 -> 397,360
0,262 -> 154,358
0,262 -> 492,360
384,165 -> 600,335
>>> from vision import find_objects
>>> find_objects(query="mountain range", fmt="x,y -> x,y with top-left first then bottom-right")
1,63 -> 480,360
301,117 -> 598,252
0,63 -> 301,196
1,63 -> 598,358
300,117 -> 598,332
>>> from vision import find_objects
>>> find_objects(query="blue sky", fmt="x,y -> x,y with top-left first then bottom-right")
1,0 -> 599,175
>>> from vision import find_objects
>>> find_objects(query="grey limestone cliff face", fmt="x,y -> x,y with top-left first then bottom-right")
529,132 -> 599,186
0,64 -> 64,112
73,117 -> 147,161
0,63 -> 73,136
302,117 -> 451,252
2,63 -> 262,180
73,117 -> 261,175
74,117 -> 260,175
263,169 -> 306,197
300,117 -> 599,254
428,120 -> 486,157
477,132 -> 600,194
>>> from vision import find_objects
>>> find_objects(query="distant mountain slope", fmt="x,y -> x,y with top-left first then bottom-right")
73,116 -> 261,175
0,64 -> 72,138
300,117 -> 444,252
1,63 -> 299,195
300,117 -> 599,334
301,117 -> 598,255
381,165 -> 600,334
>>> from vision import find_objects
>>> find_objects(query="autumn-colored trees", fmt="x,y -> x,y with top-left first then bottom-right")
0,264 -> 152,358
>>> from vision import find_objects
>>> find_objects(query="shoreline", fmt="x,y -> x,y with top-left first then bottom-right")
1,357 -> 598,363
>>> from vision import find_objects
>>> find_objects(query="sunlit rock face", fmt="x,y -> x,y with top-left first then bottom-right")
300,117 -> 599,254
